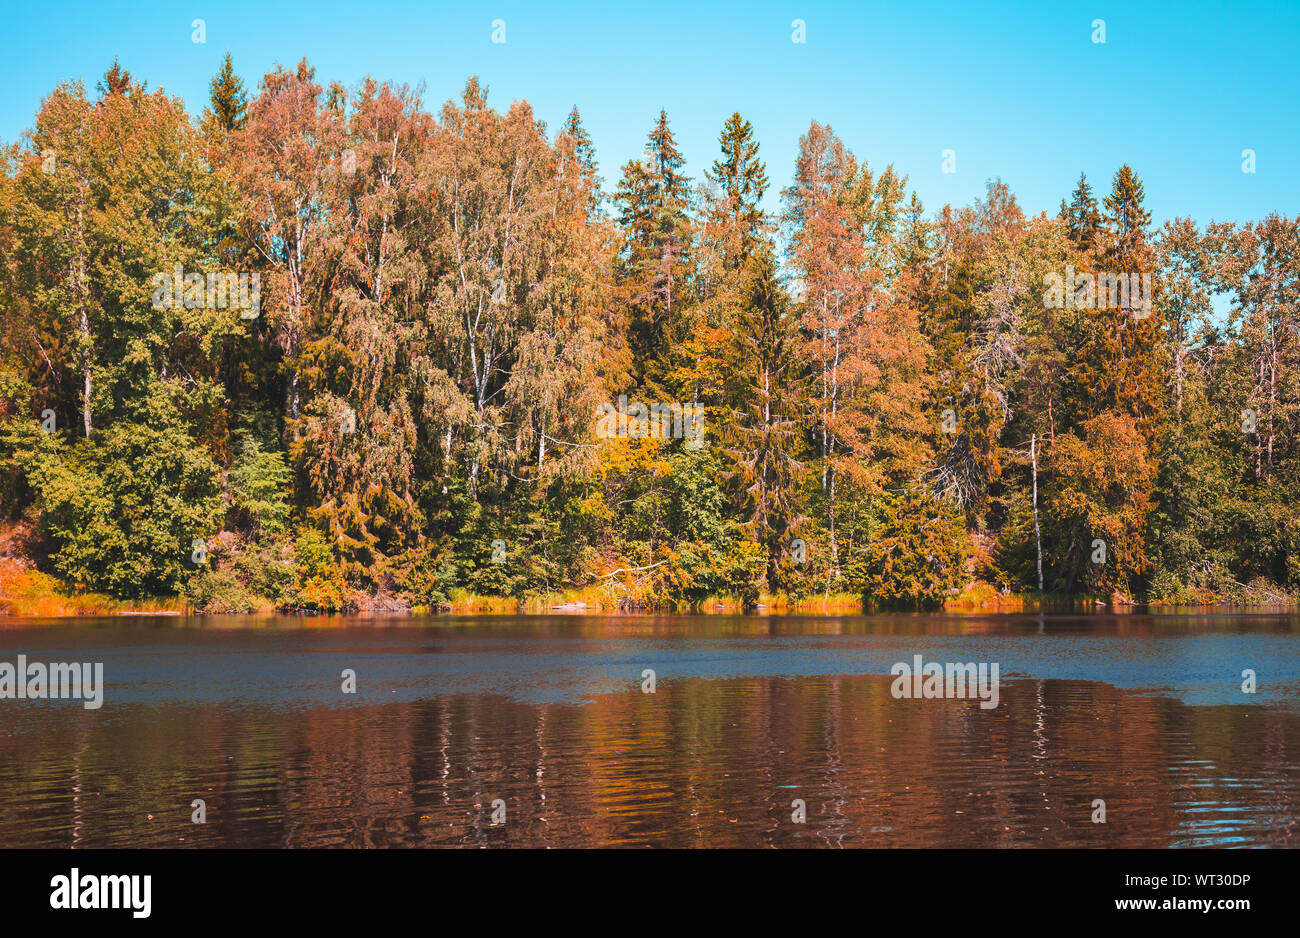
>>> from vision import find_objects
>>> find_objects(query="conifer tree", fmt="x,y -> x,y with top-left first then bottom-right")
98,58 -> 132,97
706,112 -> 768,269
560,105 -> 596,178
1064,172 -> 1101,251
559,105 -> 600,214
724,248 -> 805,593
1103,164 -> 1152,262
613,111 -> 693,388
209,51 -> 248,132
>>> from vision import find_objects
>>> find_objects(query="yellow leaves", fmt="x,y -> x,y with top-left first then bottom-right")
575,494 -> 612,523
593,432 -> 672,482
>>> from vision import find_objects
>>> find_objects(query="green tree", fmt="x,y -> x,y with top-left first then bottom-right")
26,418 -> 223,598
1063,171 -> 1101,251
706,112 -> 769,270
229,437 -> 292,537
613,110 -> 693,389
864,486 -> 970,607
724,248 -> 806,593
208,51 -> 248,132
1103,164 -> 1152,260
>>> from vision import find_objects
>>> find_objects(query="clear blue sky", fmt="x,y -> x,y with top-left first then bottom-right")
2,0 -> 1295,228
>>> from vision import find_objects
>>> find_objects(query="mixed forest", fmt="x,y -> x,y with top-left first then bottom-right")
1,56 -> 1297,613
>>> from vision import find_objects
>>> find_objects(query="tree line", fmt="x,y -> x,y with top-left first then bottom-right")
1,55 -> 1296,611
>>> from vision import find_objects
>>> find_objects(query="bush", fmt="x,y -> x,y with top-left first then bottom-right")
391,543 -> 457,608
233,539 -> 297,601
279,528 -> 355,612
183,567 -> 259,613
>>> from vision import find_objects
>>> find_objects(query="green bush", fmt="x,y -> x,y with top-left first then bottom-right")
391,543 -> 458,608
280,528 -> 354,612
233,539 -> 297,600
183,566 -> 258,613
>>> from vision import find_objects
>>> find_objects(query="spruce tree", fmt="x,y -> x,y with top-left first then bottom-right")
561,105 -> 597,178
725,247 -> 805,593
646,109 -> 689,210
209,51 -> 248,132
1064,172 -> 1101,251
1103,164 -> 1151,262
1066,163 -> 1163,449
706,112 -> 769,268
560,105 -> 600,213
613,111 -> 693,387
98,58 -> 131,97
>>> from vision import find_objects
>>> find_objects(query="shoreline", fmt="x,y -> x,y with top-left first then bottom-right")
5,550 -> 1296,620
3,591 -> 1297,620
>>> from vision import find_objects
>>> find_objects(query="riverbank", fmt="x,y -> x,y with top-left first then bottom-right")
5,566 -> 1296,619
4,521 -> 1294,619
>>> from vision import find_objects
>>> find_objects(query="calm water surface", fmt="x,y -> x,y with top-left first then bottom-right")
0,612 -> 1297,847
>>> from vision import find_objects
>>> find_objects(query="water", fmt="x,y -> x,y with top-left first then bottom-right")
0,612 -> 1297,847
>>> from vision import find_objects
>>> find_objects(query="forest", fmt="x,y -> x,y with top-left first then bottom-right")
0,55 -> 1297,614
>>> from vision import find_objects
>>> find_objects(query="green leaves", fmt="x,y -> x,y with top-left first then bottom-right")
28,420 -> 222,598
228,437 -> 292,538
864,486 -> 970,607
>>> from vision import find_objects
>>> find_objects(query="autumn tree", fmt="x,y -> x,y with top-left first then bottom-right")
233,58 -> 344,444
782,120 -> 928,589
292,79 -> 433,572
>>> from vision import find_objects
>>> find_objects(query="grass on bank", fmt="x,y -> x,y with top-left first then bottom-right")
4,561 -> 1296,619
0,564 -> 186,616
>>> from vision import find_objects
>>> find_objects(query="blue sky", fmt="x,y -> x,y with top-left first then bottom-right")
2,0 -> 1295,228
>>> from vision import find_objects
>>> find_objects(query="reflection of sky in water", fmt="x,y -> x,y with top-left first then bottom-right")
0,614 -> 1295,711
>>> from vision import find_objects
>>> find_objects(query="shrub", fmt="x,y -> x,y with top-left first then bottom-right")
280,528 -> 355,612
183,567 -> 258,613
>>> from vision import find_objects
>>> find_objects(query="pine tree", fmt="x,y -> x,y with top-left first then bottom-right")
645,109 -> 692,293
1061,161 -> 1163,582
559,105 -> 600,214
209,51 -> 248,132
560,105 -> 597,178
613,111 -> 693,388
706,112 -> 769,269
646,109 -> 689,209
898,192 -> 931,269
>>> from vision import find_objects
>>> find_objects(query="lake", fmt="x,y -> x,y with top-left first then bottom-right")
0,611 -> 1297,848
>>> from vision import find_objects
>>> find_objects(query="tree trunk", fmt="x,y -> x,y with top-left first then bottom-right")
1032,433 -> 1043,592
